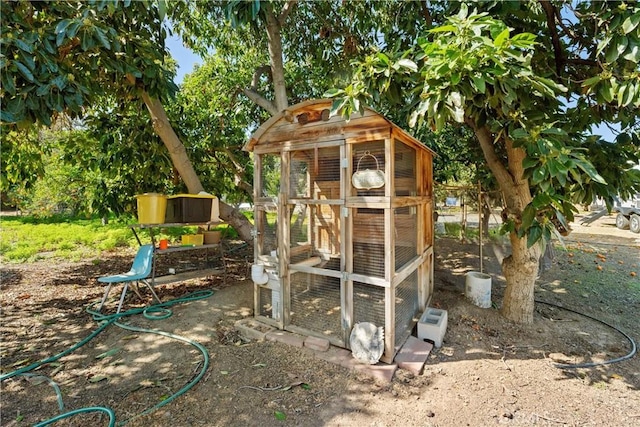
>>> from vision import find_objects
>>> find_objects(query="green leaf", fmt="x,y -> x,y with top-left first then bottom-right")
377,52 -> 390,66
13,39 -> 34,54
623,44 -> 640,62
622,14 -> 640,34
36,83 -> 51,96
15,62 -> 34,82
274,411 -> 286,421
493,28 -> 510,47
532,167 -> 546,184
522,157 -> 538,170
582,75 -> 602,88
600,80 -> 615,103
605,40 -> 620,63
521,204 -> 536,229
158,0 -> 167,20
324,88 -> 343,98
532,193 -> 552,209
471,75 -> 486,93
429,25 -> 456,33
395,58 -> 417,72
526,225 -> 543,248
55,19 -> 72,35
94,28 -> 111,50
617,83 -> 632,107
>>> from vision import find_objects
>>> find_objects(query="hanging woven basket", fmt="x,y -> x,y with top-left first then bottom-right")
351,151 -> 385,190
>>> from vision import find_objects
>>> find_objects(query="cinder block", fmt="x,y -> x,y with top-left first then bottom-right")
304,335 -> 331,352
234,318 -> 276,342
265,330 -> 305,348
417,308 -> 448,347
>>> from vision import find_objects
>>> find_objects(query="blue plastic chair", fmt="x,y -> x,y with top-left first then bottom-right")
97,244 -> 160,313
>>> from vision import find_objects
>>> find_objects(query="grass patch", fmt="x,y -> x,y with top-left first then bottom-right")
0,215 -> 242,263
1,215 -> 139,262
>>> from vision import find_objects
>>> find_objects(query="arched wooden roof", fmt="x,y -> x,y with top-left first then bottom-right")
243,99 -> 436,156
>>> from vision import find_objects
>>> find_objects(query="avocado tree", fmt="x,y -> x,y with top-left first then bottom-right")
0,0 -> 254,239
328,3 -> 640,322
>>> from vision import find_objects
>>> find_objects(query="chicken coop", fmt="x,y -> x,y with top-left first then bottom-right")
244,99 -> 436,363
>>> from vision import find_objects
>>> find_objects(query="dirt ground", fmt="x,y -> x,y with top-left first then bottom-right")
1,213 -> 639,426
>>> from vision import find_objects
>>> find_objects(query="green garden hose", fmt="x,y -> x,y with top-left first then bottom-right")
1,289 -> 214,426
33,407 -> 116,427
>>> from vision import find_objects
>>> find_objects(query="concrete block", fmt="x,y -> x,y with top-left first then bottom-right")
234,318 -> 276,342
304,335 -> 331,352
417,307 -> 448,347
394,336 -> 433,375
265,330 -> 305,348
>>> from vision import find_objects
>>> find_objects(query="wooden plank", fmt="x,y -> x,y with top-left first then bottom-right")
341,143 -> 352,345
385,207 -> 393,284
346,197 -> 391,208
290,244 -> 312,256
384,285 -> 394,365
344,128 -> 391,144
387,136 -> 394,199
392,253 -> 424,287
347,272 -> 389,288
391,197 -> 423,208
156,243 -> 220,254
288,198 -> 344,206
280,151 -> 291,327
290,265 -> 343,279
152,268 -> 224,286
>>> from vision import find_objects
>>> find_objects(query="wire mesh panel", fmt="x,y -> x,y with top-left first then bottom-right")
260,154 -> 280,198
290,272 -> 342,341
394,142 -> 417,196
351,140 -> 386,197
352,282 -> 386,328
258,286 -> 281,321
290,147 -> 341,198
395,207 -> 418,271
394,270 -> 419,347
290,151 -> 310,198
256,206 -> 278,256
353,209 -> 385,277
290,204 -> 310,248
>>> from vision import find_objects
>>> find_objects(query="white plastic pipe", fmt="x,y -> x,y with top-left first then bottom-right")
251,264 -> 269,285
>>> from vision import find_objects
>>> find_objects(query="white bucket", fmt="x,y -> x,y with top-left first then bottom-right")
465,271 -> 492,308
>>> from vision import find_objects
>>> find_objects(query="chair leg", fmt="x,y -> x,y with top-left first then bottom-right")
116,282 -> 130,313
98,284 -> 114,311
140,279 -> 162,305
131,282 -> 144,301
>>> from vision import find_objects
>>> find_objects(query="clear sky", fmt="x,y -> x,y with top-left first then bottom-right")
166,34 -> 201,84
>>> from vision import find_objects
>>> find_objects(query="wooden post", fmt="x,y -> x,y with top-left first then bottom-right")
478,181 -> 483,273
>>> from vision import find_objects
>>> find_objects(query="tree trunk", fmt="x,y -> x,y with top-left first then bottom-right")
264,5 -> 289,112
501,232 -> 541,323
141,92 -> 253,242
471,122 -> 543,323
142,92 -> 205,194
481,196 -> 491,238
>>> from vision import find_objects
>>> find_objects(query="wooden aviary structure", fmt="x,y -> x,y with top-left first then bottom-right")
244,99 -> 436,363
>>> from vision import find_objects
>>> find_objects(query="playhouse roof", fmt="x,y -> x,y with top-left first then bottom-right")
243,99 -> 436,156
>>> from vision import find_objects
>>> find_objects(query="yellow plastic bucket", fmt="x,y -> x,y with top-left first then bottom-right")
135,193 -> 167,224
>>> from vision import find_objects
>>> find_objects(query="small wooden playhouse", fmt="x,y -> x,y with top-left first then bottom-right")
244,99 -> 436,363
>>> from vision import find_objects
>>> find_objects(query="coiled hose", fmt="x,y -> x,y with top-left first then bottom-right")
1,289 -> 214,426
